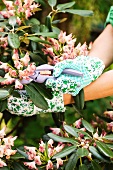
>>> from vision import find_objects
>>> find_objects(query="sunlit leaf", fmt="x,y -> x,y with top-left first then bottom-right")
89,146 -> 109,162
82,119 -> 94,133
64,125 -> 78,137
8,16 -> 17,27
35,32 -> 58,38
0,88 -> 10,100
63,9 -> 93,17
28,36 -> 50,44
76,148 -> 89,157
48,0 -> 57,7
47,133 -> 78,145
8,33 -> 20,49
16,25 -> 31,32
96,141 -> 113,158
52,146 -> 76,159
103,134 -> 113,141
57,2 -> 75,10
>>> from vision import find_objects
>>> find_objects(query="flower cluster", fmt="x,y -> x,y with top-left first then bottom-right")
24,139 -> 64,170
0,127 -> 17,168
42,31 -> 91,65
0,49 -> 36,89
0,0 -> 40,24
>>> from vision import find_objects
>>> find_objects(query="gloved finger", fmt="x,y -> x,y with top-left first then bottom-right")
53,59 -> 79,77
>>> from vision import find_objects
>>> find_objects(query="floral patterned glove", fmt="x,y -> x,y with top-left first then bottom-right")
46,56 -> 105,96
105,6 -> 113,27
7,90 -> 65,116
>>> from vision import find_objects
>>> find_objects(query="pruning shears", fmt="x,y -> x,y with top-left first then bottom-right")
21,64 -> 83,84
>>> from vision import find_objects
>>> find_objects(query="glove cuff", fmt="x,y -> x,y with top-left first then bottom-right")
104,6 -> 113,27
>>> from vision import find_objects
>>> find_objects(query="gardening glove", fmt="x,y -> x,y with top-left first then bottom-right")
105,6 -> 113,27
7,90 -> 65,116
46,56 -> 105,96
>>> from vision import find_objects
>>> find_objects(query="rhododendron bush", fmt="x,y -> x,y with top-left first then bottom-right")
1,0 -> 113,169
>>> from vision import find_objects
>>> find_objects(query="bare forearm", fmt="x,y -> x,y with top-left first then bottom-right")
89,24 -> 113,68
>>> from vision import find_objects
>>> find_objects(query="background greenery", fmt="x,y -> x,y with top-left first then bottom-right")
0,0 -> 113,148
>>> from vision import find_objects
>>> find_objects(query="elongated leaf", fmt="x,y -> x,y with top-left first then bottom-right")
45,16 -> 52,32
30,52 -> 46,64
91,160 -> 102,170
47,133 -> 78,145
73,127 -> 92,138
16,25 -> 31,32
13,162 -> 25,170
106,144 -> 113,150
17,148 -> 28,159
25,84 -> 48,110
0,78 -> 6,82
9,16 -> 17,27
79,164 -> 88,170
52,146 -> 76,159
64,125 -> 78,137
8,33 -> 20,48
76,148 -> 89,157
31,82 -> 53,99
0,99 -> 7,112
89,146 -> 109,162
103,134 -> 113,141
65,152 -> 79,170
0,89 -> 10,100
96,141 -> 113,158
11,152 -> 25,159
57,2 -> 75,10
35,32 -> 58,38
48,0 -> 57,7
63,9 -> 93,16
0,167 -> 9,170
28,36 -> 50,44
79,89 -> 84,109
82,119 -> 94,133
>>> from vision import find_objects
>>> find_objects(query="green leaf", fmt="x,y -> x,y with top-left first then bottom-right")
25,84 -> 48,110
45,16 -> 52,32
57,2 -> 75,10
31,82 -> 53,99
17,148 -> 28,159
0,78 -> 6,82
0,99 -> 7,112
0,167 -> 9,170
91,160 -> 102,170
30,52 -> 46,65
89,146 -> 109,162
35,32 -> 58,38
76,148 -> 89,157
63,9 -> 93,17
28,36 -> 50,44
73,127 -> 92,138
65,152 -> 79,170
52,146 -> 76,159
8,33 -> 20,49
79,164 -> 88,170
16,25 -> 31,32
13,162 -> 25,170
0,88 -> 10,100
82,119 -> 94,133
106,144 -> 113,150
8,16 -> 17,27
64,125 -> 78,137
103,134 -> 113,141
48,0 -> 57,7
79,89 -> 84,109
47,133 -> 78,145
96,141 -> 113,158
10,152 -> 25,159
